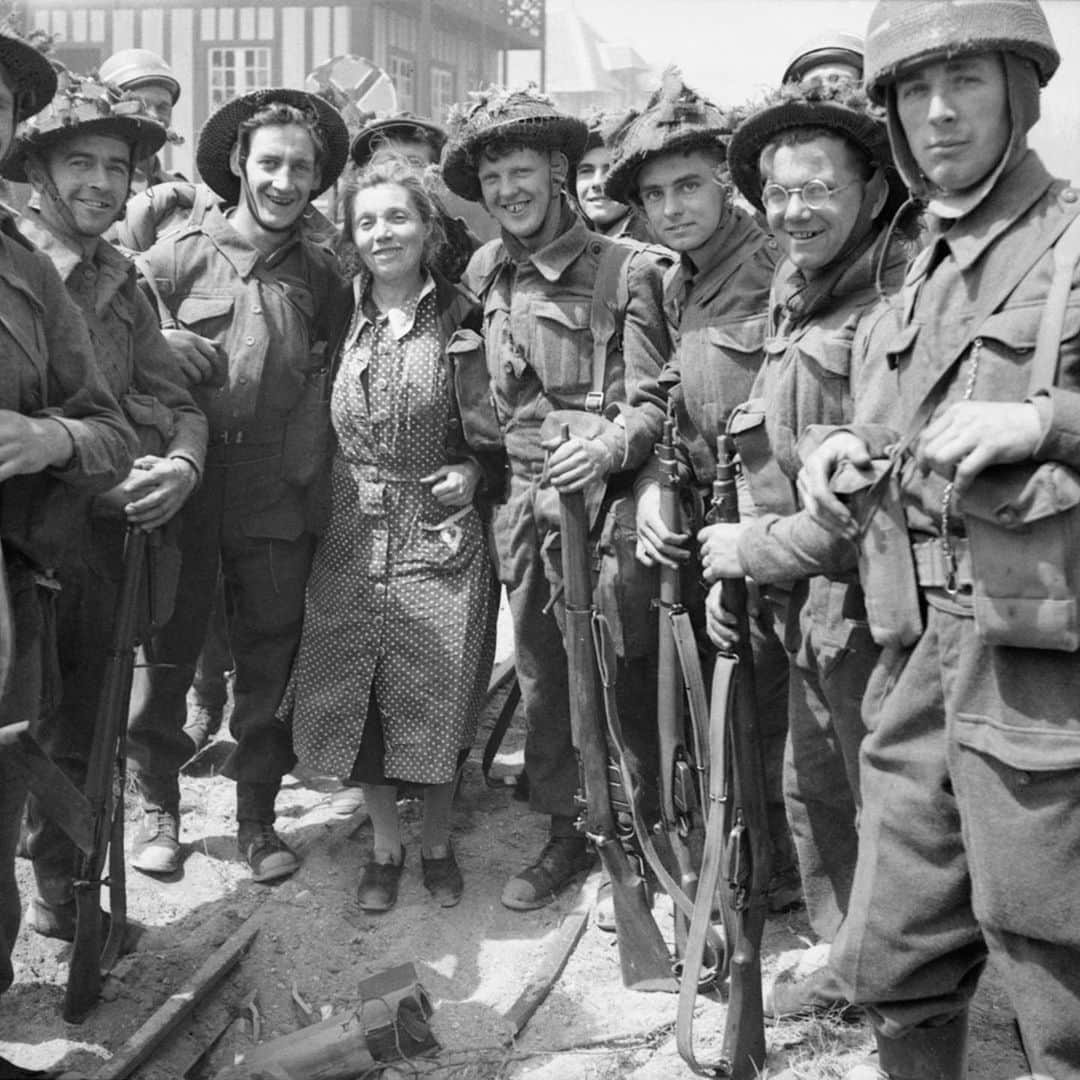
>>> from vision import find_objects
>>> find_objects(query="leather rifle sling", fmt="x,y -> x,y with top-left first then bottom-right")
676,652 -> 737,1075
591,611 -> 723,968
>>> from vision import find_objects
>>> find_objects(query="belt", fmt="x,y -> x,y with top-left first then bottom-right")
209,429 -> 281,447
912,537 -> 974,590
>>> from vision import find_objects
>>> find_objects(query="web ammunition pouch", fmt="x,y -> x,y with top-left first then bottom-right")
831,459 -> 922,648
959,461 -> 1080,651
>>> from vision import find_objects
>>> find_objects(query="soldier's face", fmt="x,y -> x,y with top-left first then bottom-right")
576,146 -> 626,228
131,82 -> 174,129
371,137 -> 436,172
41,133 -> 132,238
761,135 -> 868,278
637,149 -> 725,255
895,53 -> 1011,193
239,123 -> 320,230
478,147 -> 562,246
0,72 -> 15,164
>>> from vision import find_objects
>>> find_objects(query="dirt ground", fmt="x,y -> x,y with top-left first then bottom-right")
0,614 -> 1035,1080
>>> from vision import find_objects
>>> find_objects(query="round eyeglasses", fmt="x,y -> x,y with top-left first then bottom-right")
761,178 -> 859,211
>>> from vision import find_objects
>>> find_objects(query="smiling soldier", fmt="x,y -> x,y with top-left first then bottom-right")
125,89 -> 349,883
3,70 -> 207,941
442,86 -> 671,910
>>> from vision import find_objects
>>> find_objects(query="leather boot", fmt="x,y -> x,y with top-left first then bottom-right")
873,1012 -> 968,1080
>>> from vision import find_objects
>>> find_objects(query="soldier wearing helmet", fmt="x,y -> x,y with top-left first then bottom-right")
798,3 -> 1080,1077
99,47 -> 183,190
0,38 -> 136,1074
782,30 -> 865,87
125,89 -> 349,885
5,70 -> 207,944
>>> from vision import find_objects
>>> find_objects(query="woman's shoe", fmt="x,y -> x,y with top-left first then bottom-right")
421,843 -> 463,907
357,847 -> 405,912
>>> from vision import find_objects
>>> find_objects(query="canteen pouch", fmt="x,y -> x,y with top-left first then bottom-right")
831,459 -> 923,648
281,344 -> 333,488
959,461 -> 1080,651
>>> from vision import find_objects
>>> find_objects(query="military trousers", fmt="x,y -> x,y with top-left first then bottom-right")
782,577 -> 876,942
128,445 -> 312,807
834,602 -> 1080,1079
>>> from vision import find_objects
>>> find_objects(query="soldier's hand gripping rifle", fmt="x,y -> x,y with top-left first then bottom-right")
676,436 -> 770,1079
550,423 -> 673,992
64,526 -> 148,1022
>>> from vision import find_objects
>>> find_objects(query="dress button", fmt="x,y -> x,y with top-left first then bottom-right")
245,336 -> 255,345
1063,189 -> 1078,203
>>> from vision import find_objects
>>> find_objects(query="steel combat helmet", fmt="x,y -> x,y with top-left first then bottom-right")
864,0 -> 1059,104
99,48 -> 180,104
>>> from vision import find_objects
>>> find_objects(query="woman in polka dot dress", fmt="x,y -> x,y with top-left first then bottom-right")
280,156 -> 498,912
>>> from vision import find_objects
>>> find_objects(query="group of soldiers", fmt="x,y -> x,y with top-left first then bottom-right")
1,0 -> 1078,1077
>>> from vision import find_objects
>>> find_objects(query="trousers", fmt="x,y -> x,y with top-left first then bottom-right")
834,602 -> 1080,1079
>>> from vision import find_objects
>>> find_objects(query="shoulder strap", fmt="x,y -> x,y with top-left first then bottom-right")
1029,211 -> 1080,393
587,240 -> 636,413
134,253 -> 178,330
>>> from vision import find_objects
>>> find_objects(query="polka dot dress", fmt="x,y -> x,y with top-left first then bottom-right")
282,283 -> 496,784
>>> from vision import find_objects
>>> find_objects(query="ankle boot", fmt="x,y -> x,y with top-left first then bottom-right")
875,1012 -> 968,1080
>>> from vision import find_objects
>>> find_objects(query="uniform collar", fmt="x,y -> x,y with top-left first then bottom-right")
16,206 -> 131,291
501,199 -> 589,283
201,200 -> 304,279
673,204 -> 768,303
935,151 -> 1055,273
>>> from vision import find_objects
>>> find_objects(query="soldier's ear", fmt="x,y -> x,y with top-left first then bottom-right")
228,140 -> 243,180
866,168 -> 889,219
549,150 -> 569,189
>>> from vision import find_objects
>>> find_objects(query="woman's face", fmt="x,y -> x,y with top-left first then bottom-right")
351,182 -> 429,283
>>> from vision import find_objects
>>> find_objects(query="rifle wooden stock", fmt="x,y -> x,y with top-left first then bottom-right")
712,435 -> 769,1079
64,528 -> 146,1023
554,427 -> 671,992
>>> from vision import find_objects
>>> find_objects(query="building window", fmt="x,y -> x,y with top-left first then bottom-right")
208,47 -> 271,110
431,66 -> 455,123
388,52 -> 415,113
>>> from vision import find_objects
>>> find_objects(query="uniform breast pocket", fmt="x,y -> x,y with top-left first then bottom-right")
707,315 -> 767,406
529,298 -> 593,397
175,294 -> 235,345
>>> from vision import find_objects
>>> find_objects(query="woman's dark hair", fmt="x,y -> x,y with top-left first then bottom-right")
237,102 -> 327,171
337,153 -> 446,278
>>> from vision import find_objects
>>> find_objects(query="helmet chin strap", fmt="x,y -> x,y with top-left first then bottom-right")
237,158 -> 300,235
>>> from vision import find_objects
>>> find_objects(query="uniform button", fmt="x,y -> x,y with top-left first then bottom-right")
238,375 -> 248,384
591,242 -> 602,255
503,362 -> 514,374
245,336 -> 255,345
231,408 -> 240,418
997,507 -> 1017,524
252,305 -> 262,314
1063,189 -> 1078,203
83,266 -> 95,278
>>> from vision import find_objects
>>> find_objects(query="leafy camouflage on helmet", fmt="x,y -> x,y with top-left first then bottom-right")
728,75 -> 893,211
864,0 -> 1059,104
3,66 -> 170,183
604,69 -> 736,206
440,83 -> 588,203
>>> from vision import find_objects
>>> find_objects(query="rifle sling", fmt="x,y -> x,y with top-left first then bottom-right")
677,653 -> 738,1076
591,612 -> 723,972
669,608 -> 711,786
3,724 -> 94,855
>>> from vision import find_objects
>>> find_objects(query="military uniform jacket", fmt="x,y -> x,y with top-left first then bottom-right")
734,231 -> 909,586
19,209 -> 206,474
0,210 -> 135,568
139,200 -> 343,538
838,152 -> 1080,537
660,204 -> 779,489
461,205 -> 669,471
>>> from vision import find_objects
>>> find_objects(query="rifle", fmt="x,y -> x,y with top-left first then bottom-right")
64,527 -> 147,1022
654,419 -> 713,968
676,436 -> 770,1079
551,423 -> 673,992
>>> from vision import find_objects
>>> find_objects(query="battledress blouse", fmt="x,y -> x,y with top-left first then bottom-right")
284,272 -> 495,784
